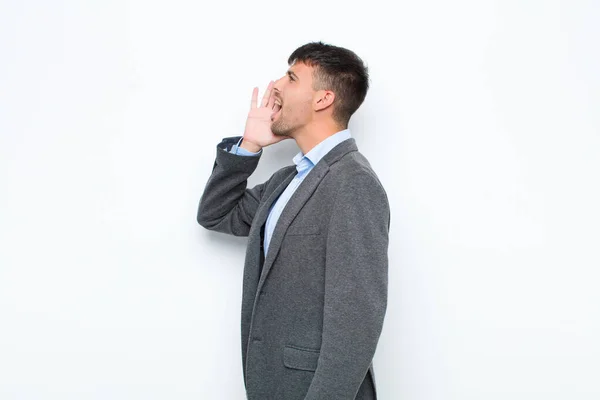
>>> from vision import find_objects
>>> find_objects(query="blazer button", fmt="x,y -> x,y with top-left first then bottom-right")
252,336 -> 262,343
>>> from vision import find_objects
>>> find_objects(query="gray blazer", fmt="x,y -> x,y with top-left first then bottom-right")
197,136 -> 390,400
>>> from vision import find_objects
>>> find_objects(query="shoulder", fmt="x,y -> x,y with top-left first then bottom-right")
332,150 -> 387,197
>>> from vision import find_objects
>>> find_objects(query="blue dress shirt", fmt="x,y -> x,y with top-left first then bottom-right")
229,129 -> 352,256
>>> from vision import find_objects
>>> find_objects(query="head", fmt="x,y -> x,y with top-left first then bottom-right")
271,41 -> 369,138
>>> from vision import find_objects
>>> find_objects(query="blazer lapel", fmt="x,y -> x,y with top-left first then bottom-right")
255,138 -> 359,291
252,170 -> 296,231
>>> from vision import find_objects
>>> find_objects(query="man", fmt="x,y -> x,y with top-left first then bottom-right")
197,41 -> 390,400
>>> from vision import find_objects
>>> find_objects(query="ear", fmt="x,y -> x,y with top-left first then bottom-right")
313,90 -> 335,112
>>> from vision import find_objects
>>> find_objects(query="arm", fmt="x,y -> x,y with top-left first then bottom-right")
196,136 -> 266,237
197,80 -> 289,236
304,172 -> 391,399
229,136 -> 263,156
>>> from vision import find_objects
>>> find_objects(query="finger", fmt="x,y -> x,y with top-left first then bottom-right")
251,87 -> 258,109
260,81 -> 272,107
267,85 -> 277,109
261,81 -> 274,108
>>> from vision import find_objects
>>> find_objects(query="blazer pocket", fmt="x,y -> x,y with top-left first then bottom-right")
286,224 -> 321,236
283,345 -> 320,371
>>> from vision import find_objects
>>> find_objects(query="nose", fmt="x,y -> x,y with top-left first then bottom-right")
273,75 -> 286,92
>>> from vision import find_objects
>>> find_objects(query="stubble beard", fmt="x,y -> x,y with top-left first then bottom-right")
271,113 -> 294,137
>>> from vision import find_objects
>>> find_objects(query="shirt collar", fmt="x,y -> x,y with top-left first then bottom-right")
292,129 -> 352,169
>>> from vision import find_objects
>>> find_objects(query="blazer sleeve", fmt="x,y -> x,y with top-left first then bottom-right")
304,171 -> 391,399
196,136 -> 267,237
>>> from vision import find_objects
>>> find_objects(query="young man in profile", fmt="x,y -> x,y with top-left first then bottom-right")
197,41 -> 390,400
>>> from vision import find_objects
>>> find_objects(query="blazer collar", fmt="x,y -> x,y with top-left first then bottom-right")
253,137 -> 358,291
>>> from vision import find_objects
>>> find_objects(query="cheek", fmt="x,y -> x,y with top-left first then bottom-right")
283,94 -> 311,117
300,97 -> 314,115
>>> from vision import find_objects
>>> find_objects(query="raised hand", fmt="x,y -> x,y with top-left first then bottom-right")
241,81 -> 288,151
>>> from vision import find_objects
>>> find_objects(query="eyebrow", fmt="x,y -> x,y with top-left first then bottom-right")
287,70 -> 299,80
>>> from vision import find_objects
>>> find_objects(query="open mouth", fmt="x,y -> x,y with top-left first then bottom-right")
272,101 -> 283,120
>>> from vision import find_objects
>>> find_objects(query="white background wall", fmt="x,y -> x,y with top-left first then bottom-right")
1,0 -> 599,399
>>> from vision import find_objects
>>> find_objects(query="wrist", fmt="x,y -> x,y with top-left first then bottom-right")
239,138 -> 262,153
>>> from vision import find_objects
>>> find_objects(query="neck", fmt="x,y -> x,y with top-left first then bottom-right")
292,120 -> 346,155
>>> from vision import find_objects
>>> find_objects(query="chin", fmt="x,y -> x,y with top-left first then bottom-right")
273,127 -> 294,138
272,130 -> 291,138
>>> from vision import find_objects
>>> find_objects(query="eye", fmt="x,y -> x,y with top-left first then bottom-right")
288,75 -> 294,82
